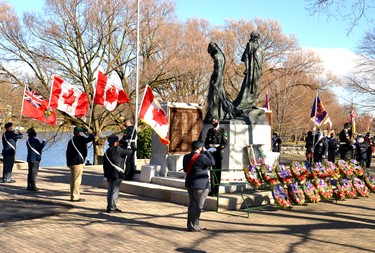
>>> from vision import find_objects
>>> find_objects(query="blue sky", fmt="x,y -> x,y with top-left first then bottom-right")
10,0 -> 371,50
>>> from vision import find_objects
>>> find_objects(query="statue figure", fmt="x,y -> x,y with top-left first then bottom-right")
233,31 -> 262,112
204,42 -> 234,123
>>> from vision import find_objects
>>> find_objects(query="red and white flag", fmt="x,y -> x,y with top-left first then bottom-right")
49,76 -> 89,117
93,70 -> 130,111
22,86 -> 56,126
139,85 -> 169,145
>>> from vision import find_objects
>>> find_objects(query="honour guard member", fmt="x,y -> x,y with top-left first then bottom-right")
204,119 -> 227,197
338,123 -> 353,161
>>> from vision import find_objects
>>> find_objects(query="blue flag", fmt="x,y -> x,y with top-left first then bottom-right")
310,95 -> 328,126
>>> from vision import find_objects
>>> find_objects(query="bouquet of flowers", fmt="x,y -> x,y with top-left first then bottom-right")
332,180 -> 346,201
313,178 -> 333,200
288,182 -> 305,205
290,161 -> 308,183
340,179 -> 357,198
311,162 -> 330,178
259,164 -> 279,186
302,181 -> 321,203
244,165 -> 262,188
336,160 -> 354,178
272,184 -> 292,209
352,177 -> 370,197
364,176 -> 375,192
323,161 -> 340,179
275,164 -> 294,185
348,160 -> 365,177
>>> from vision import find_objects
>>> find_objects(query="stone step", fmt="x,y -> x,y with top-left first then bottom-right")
103,178 -> 274,211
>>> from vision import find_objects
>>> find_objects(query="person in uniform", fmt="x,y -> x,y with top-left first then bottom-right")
26,127 -> 46,191
305,131 -> 314,164
354,135 -> 369,171
313,133 -> 328,163
1,122 -> 23,183
327,131 -> 338,163
204,118 -> 227,197
364,132 -> 374,168
183,140 -> 215,232
272,132 -> 282,152
119,119 -> 137,180
339,123 -> 353,161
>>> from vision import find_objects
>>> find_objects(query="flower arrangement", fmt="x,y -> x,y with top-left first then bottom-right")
272,184 -> 292,208
348,160 -> 365,177
352,177 -> 370,197
275,164 -> 294,185
302,182 -> 321,203
340,179 -> 357,198
290,161 -> 308,183
323,161 -> 340,179
332,180 -> 346,201
313,178 -> 333,200
336,160 -> 354,178
288,182 -> 305,205
259,164 -> 279,186
311,162 -> 330,178
244,165 -> 262,188
364,176 -> 375,192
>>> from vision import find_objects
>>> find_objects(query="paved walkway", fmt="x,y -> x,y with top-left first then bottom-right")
0,165 -> 375,253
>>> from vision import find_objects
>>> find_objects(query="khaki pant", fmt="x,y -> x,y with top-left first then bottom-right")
69,164 -> 84,201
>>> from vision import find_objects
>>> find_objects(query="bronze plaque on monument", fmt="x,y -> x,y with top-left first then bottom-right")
168,107 -> 202,154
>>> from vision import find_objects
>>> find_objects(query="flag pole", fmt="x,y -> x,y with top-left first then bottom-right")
312,91 -> 318,146
18,85 -> 26,130
133,0 -> 141,165
88,71 -> 97,130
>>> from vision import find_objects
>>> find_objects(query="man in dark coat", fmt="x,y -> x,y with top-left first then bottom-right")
364,132 -> 374,168
183,141 -> 215,232
339,123 -> 353,161
26,127 -> 46,191
314,134 -> 328,163
272,132 -> 282,152
1,122 -> 23,183
119,118 -> 137,181
66,126 -> 94,202
327,131 -> 338,163
204,118 -> 227,197
305,131 -> 314,164
103,136 -> 132,213
355,135 -> 369,170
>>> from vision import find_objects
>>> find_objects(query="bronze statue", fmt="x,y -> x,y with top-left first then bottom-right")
204,42 -> 234,123
233,31 -> 263,112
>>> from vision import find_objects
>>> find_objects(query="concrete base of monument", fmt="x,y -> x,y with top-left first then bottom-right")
103,171 -> 276,211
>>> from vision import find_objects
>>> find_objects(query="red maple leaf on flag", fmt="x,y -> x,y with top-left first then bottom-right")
105,85 -> 118,103
152,107 -> 168,125
62,89 -> 76,106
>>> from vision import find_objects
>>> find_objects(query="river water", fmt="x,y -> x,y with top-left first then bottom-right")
1,132 -> 108,167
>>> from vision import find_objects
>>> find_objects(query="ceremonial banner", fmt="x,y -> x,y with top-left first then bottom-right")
139,85 -> 169,145
22,86 -> 56,126
350,101 -> 356,134
310,94 -> 329,126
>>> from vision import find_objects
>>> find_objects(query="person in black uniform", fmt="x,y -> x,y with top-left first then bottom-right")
204,118 -> 227,197
314,133 -> 328,163
354,135 -> 369,170
272,132 -> 282,152
119,119 -> 137,180
305,131 -> 314,164
327,131 -> 338,163
103,136 -> 132,213
183,140 -> 215,232
1,122 -> 23,183
26,127 -> 46,191
339,123 -> 353,161
364,132 -> 374,168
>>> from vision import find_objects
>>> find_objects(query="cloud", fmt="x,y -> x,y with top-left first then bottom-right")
310,47 -> 359,78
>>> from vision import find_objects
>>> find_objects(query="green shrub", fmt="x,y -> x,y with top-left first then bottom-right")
137,127 -> 152,159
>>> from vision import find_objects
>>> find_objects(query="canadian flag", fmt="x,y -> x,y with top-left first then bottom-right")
49,76 -> 89,117
139,85 -> 169,145
93,70 -> 130,111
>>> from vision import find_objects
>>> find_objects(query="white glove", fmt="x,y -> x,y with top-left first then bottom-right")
42,138 -> 46,142
207,147 -> 217,153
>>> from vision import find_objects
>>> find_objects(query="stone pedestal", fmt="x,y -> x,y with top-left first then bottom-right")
201,108 -> 277,171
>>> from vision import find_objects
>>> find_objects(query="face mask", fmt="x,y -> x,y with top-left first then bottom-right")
212,123 -> 218,127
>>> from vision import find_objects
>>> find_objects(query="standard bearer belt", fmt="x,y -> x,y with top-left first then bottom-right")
209,144 -> 220,147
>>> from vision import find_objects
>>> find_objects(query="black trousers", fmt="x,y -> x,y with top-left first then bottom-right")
210,151 -> 222,196
27,161 -> 40,190
2,155 -> 15,181
124,152 -> 135,180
